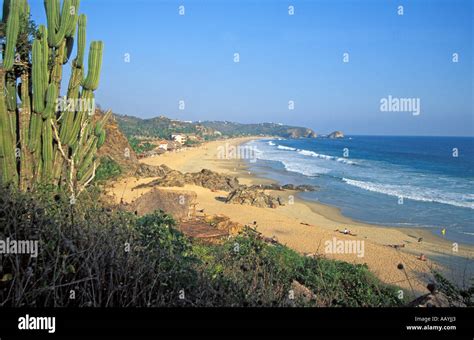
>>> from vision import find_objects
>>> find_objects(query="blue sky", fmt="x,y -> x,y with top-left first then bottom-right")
27,0 -> 473,136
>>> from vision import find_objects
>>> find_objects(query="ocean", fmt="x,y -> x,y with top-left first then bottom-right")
244,136 -> 474,245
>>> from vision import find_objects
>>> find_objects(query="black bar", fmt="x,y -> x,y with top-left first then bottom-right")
0,308 -> 472,339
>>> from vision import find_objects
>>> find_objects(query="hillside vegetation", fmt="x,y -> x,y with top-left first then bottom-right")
114,114 -> 317,139
0,185 -> 406,307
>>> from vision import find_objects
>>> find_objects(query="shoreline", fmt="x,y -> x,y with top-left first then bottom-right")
106,137 -> 474,297
239,138 -> 473,248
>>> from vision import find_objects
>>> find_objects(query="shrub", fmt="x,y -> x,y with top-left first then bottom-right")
432,271 -> 473,307
95,157 -> 122,181
297,257 -> 402,306
128,137 -> 155,154
193,228 -> 403,307
0,185 -> 205,307
0,185 -> 405,307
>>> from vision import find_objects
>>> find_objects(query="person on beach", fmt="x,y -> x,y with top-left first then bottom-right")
334,228 -> 356,236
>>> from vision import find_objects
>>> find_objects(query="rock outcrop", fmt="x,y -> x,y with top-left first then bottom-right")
204,214 -> 244,236
151,170 -> 187,187
285,128 -> 317,139
127,188 -> 197,220
135,164 -> 172,178
407,284 -> 467,307
134,168 -> 240,192
281,184 -> 318,192
327,131 -> 344,139
290,280 -> 318,304
96,112 -> 139,174
185,169 -> 240,191
244,183 -> 318,192
225,187 -> 283,208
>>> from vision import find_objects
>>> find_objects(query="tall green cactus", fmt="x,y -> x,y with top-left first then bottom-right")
0,0 -> 109,196
82,41 -> 103,91
3,0 -> 19,71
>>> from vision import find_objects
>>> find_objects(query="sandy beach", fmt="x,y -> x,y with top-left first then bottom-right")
106,137 -> 474,297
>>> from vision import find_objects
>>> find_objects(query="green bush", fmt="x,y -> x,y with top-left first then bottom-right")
0,185 -> 207,307
128,137 -> 155,154
297,257 -> 402,306
192,229 -> 403,307
95,157 -> 122,181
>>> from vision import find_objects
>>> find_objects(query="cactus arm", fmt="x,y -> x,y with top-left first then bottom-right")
32,39 -> 46,114
38,25 -> 50,83
82,41 -> 103,91
76,14 -> 86,66
50,38 -> 66,89
51,0 -> 72,47
19,73 -> 33,190
44,0 -> 59,47
3,0 -> 20,71
47,0 -> 80,48
28,111 -> 41,152
42,83 -> 58,119
41,117 -> 54,180
66,0 -> 80,37
0,68 -> 17,183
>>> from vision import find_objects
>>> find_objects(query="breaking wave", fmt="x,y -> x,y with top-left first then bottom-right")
342,178 -> 474,209
270,142 -> 357,165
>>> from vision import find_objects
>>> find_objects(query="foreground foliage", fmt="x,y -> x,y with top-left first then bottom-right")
0,185 -> 410,307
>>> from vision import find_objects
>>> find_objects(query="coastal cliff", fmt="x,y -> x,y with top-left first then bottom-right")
327,131 -> 344,139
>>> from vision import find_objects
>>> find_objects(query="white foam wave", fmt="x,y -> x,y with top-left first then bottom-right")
269,142 -> 357,165
342,178 -> 474,209
297,149 -> 357,165
282,161 -> 329,177
277,145 -> 297,151
252,145 -> 329,176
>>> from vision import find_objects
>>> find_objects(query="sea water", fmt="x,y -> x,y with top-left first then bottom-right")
245,136 -> 474,245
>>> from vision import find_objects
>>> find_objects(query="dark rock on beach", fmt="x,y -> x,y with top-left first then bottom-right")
247,183 -> 318,192
185,169 -> 240,191
135,163 -> 172,178
281,184 -> 318,192
225,187 -> 283,208
134,168 -> 240,192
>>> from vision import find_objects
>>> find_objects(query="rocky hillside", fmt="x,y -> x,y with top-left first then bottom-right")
114,114 -> 317,139
200,121 -> 317,138
115,114 -> 215,140
95,111 -> 139,173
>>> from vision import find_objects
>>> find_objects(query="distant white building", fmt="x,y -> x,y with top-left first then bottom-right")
171,134 -> 186,145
